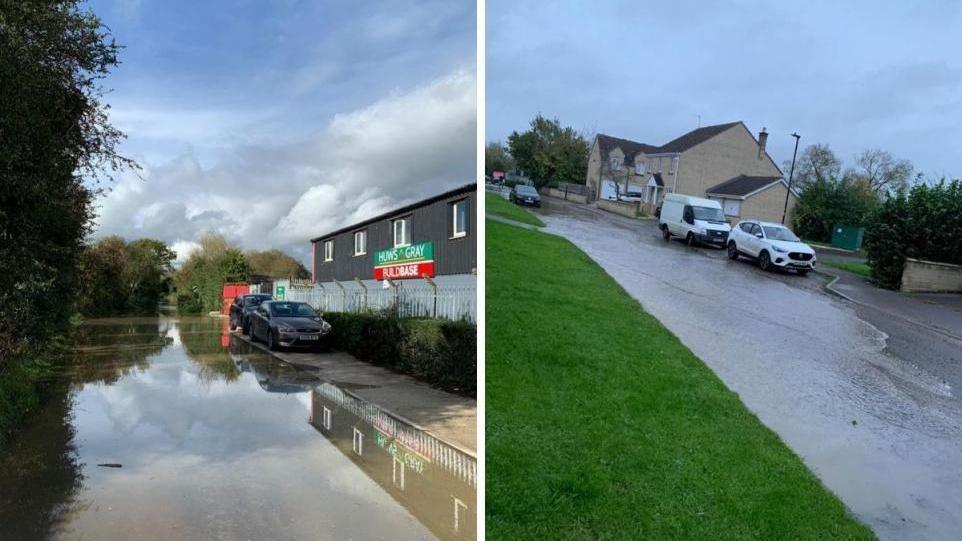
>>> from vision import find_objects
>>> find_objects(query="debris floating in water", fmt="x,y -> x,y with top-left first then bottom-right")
97,463 -> 123,468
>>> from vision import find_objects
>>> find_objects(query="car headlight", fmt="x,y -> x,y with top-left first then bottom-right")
772,246 -> 788,253
321,322 -> 331,332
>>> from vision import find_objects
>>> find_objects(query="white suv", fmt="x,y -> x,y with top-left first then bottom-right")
727,220 -> 816,275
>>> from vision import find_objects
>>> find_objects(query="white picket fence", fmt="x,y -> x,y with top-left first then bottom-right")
286,282 -> 476,322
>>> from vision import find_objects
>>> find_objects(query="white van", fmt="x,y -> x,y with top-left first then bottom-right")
658,193 -> 731,247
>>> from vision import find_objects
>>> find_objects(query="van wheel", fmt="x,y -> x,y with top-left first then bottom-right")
686,232 -> 695,246
727,242 -> 739,260
662,226 -> 670,241
759,251 -> 772,271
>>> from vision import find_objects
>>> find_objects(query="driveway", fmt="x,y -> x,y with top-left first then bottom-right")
534,197 -> 962,540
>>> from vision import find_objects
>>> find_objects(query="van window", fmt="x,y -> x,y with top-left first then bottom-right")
692,206 -> 726,223
682,206 -> 693,223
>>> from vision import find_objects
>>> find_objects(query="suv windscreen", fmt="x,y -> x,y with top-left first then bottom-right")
692,206 -> 726,223
269,302 -> 317,318
762,226 -> 800,242
245,295 -> 271,306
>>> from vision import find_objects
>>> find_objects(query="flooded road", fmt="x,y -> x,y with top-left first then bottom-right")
0,315 -> 475,541
537,199 -> 962,540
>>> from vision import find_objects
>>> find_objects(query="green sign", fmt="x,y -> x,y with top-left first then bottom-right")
373,241 -> 434,267
275,285 -> 286,300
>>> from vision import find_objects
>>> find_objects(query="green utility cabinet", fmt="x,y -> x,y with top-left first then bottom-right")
830,225 -> 864,251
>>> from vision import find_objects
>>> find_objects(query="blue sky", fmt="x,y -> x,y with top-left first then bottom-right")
487,0 -> 962,180
89,0 -> 475,264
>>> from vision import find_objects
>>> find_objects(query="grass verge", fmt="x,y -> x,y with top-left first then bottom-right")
822,259 -> 872,278
485,192 -> 545,227
0,356 -> 59,448
486,219 -> 873,540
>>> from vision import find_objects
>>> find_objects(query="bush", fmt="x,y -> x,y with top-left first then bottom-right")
176,293 -> 204,314
0,357 -> 56,447
324,312 -> 476,397
792,177 -> 878,243
864,179 -> 962,289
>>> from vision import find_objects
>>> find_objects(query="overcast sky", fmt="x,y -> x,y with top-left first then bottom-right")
88,0 -> 475,265
487,0 -> 961,179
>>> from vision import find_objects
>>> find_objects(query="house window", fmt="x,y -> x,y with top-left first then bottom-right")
723,199 -> 741,216
452,200 -> 468,238
393,218 -> 411,247
609,156 -> 622,170
635,161 -> 646,175
657,157 -> 663,172
323,240 -> 333,262
352,427 -> 363,455
322,407 -> 332,430
670,156 -> 679,174
353,230 -> 367,255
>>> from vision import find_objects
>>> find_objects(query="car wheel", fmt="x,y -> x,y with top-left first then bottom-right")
662,226 -> 670,241
267,330 -> 277,351
727,242 -> 739,260
686,232 -> 695,246
759,250 -> 772,271
242,319 -> 250,336
797,269 -> 810,276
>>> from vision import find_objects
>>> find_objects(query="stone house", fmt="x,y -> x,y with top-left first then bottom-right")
585,121 -> 798,223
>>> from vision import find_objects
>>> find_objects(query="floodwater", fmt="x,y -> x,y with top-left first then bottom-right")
0,314 -> 475,541
538,200 -> 962,540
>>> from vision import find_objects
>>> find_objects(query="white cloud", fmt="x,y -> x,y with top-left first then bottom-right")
90,68 -> 476,266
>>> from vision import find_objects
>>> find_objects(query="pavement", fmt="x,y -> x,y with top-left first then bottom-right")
528,197 -> 962,541
231,331 -> 477,455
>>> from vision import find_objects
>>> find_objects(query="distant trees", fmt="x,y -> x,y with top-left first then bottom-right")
789,145 -> 914,242
485,141 -> 514,176
245,249 -> 309,279
77,237 -> 176,317
175,233 -> 251,314
506,115 -> 589,188
1,1 -> 133,364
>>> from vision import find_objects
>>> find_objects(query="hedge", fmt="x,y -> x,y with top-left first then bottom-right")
864,179 -> 962,289
323,312 -> 476,397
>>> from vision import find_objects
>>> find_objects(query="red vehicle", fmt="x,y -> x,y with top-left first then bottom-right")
221,282 -> 249,315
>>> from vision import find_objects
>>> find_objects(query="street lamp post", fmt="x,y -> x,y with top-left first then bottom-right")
781,132 -> 801,224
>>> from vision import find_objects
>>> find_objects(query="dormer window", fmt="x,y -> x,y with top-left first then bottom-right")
609,157 -> 622,170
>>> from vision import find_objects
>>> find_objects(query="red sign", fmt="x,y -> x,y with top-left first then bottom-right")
493,170 -> 505,180
374,261 -> 435,281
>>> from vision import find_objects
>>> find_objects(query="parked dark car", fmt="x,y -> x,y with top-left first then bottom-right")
510,184 -> 541,207
229,294 -> 273,334
249,300 -> 331,351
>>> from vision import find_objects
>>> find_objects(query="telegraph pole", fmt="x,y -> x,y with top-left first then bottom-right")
781,132 -> 801,224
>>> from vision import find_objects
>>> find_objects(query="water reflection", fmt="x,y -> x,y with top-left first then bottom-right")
0,315 -> 476,540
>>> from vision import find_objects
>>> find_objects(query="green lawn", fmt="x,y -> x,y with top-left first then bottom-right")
486,219 -> 873,540
485,192 -> 545,227
822,259 -> 872,279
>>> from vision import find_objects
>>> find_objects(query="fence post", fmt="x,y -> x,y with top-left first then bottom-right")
422,274 -> 437,318
354,278 -> 367,310
385,278 -> 399,318
333,280 -> 346,312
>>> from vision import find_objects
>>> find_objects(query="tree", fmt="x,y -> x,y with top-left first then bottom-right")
245,249 -> 309,279
0,1 -> 134,364
791,175 -> 879,243
76,237 -> 175,316
507,115 -> 589,188
848,149 -> 913,196
783,144 -> 842,191
175,233 -> 251,313
485,141 -> 514,176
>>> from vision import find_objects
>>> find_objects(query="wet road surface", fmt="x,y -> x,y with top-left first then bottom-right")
535,198 -> 962,540
0,315 -> 475,541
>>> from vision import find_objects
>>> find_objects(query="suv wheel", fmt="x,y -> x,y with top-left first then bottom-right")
759,251 -> 772,271
727,242 -> 739,260
229,316 -> 237,331
242,318 -> 250,336
267,330 -> 277,351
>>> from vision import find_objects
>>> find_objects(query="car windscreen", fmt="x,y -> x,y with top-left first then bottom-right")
245,295 -> 271,306
516,186 -> 538,196
692,206 -> 726,223
762,226 -> 800,242
269,302 -> 316,317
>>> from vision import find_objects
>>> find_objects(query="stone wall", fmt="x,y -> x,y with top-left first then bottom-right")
596,198 -> 640,218
544,187 -> 588,204
901,258 -> 962,293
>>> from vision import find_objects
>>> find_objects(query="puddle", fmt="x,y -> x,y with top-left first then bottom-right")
0,315 -> 475,540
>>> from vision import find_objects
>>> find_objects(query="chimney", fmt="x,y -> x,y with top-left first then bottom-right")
757,127 -> 768,160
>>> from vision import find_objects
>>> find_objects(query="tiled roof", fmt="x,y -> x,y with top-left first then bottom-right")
706,175 -> 783,197
656,121 -> 742,153
596,134 -> 660,166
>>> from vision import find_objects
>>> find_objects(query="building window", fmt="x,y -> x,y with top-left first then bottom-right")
657,157 -> 663,172
670,156 -> 679,174
393,218 -> 411,247
353,230 -> 367,256
323,240 -> 333,262
723,199 -> 741,216
392,456 -> 405,489
609,156 -> 622,170
352,427 -> 363,456
452,200 -> 468,238
322,407 -> 332,430
635,161 -> 646,175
